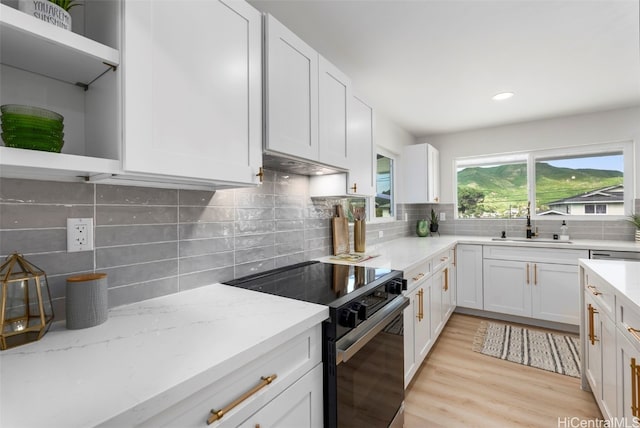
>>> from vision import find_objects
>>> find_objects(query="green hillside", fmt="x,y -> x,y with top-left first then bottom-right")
457,162 -> 623,218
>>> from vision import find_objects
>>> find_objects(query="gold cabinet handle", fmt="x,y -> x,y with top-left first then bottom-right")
412,272 -> 425,282
632,357 -> 640,417
588,304 -> 598,345
443,268 -> 448,291
207,374 -> 277,424
453,247 -> 456,267
416,288 -> 424,321
526,263 -> 530,285
533,263 -> 537,285
255,167 -> 264,183
350,183 -> 357,193
587,285 -> 602,296
628,327 -> 640,344
440,257 -> 448,262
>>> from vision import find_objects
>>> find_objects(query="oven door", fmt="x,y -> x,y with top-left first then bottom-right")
335,296 -> 409,428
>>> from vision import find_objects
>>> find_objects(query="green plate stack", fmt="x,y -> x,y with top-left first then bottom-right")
1,105 -> 65,153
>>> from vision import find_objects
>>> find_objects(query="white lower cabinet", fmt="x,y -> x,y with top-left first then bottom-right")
403,267 -> 432,387
584,290 -> 616,420
239,364 -> 323,428
403,247 -> 456,386
616,291 -> 640,421
456,244 -> 483,310
138,325 -> 323,428
616,329 -> 640,421
483,246 -> 588,325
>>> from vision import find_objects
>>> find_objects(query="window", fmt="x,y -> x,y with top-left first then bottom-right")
455,142 -> 632,219
375,153 -> 394,219
584,204 -> 607,214
343,151 -> 396,223
535,152 -> 623,216
456,155 -> 528,219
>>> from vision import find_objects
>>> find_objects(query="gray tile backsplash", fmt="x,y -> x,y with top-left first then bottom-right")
412,203 -> 638,241
0,172 -> 409,320
5,171 -> 632,321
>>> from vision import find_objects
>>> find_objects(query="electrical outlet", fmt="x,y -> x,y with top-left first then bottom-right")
67,218 -> 94,252
439,212 -> 446,221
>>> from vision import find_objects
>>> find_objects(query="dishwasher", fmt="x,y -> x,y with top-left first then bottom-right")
590,250 -> 640,261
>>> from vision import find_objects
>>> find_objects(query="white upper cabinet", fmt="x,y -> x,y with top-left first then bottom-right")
309,94 -> 375,197
122,0 -> 262,186
1,0 -> 262,189
402,143 -> 440,203
318,55 -> 350,169
264,14 -> 319,161
347,95 -> 375,196
0,2 -> 121,179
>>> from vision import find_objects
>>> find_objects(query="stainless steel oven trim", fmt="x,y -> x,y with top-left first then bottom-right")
335,296 -> 409,365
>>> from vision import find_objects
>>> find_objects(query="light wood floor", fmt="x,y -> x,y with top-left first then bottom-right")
404,313 -> 602,428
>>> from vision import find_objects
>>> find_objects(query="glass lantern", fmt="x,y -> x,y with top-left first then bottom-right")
0,253 -> 54,350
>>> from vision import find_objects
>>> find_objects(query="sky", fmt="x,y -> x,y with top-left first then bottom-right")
544,154 -> 623,172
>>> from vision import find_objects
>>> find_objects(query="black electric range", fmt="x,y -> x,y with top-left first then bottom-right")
224,261 -> 407,428
224,261 -> 403,337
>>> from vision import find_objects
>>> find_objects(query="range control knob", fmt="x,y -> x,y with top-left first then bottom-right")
339,308 -> 358,328
386,279 -> 403,295
352,302 -> 368,320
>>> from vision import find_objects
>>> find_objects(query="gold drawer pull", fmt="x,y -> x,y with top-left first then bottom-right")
416,288 -> 424,321
412,273 -> 425,282
632,357 -> 640,417
628,327 -> 640,344
443,268 -> 448,291
207,374 -> 277,425
588,304 -> 598,345
440,257 -> 448,262
587,285 -> 602,296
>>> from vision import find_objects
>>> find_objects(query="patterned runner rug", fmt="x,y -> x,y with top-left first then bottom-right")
472,321 -> 581,377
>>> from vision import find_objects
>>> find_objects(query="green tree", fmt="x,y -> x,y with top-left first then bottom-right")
458,187 -> 485,216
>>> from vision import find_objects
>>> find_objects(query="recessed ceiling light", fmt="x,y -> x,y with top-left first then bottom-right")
315,171 -> 324,175
492,92 -> 514,101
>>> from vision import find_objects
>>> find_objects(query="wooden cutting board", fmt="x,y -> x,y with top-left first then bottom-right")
332,207 -> 349,255
332,216 -> 349,255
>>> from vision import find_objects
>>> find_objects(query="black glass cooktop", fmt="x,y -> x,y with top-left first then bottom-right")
224,261 -> 399,308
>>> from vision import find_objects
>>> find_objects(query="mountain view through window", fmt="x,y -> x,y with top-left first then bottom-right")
457,153 -> 624,218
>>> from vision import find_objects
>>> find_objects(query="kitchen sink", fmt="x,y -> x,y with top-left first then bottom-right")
491,237 -> 573,244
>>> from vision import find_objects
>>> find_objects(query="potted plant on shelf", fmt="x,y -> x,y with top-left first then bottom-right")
626,214 -> 640,242
18,0 -> 82,31
429,208 -> 439,235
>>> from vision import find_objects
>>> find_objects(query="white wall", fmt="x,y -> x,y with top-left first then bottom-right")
374,110 -> 415,156
419,106 -> 640,203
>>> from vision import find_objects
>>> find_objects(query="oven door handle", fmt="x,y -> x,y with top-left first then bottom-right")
336,296 -> 409,365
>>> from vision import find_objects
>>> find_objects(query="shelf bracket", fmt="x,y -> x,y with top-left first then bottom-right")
75,63 -> 118,92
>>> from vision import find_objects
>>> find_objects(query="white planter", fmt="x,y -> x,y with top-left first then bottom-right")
18,0 -> 72,31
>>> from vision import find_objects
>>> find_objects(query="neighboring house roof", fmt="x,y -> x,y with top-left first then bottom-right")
537,209 -> 568,216
547,184 -> 624,206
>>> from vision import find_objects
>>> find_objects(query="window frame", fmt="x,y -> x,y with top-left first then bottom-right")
454,140 -> 634,221
369,148 -> 397,223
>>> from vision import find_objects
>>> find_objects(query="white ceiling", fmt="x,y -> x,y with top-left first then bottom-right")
248,0 -> 640,137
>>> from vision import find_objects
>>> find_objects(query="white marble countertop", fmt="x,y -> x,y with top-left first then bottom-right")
579,258 -> 640,309
318,235 -> 640,271
0,283 -> 328,428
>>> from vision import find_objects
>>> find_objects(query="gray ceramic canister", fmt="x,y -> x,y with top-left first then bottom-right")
65,273 -> 108,329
